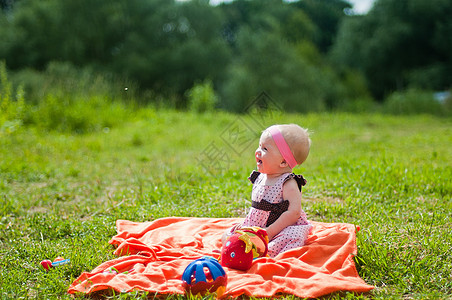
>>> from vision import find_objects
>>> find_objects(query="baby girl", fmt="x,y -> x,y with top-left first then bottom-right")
224,124 -> 312,257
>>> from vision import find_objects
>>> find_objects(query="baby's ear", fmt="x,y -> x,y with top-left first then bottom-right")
280,160 -> 288,168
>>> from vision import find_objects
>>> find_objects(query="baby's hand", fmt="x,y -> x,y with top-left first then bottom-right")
221,223 -> 242,244
231,223 -> 242,232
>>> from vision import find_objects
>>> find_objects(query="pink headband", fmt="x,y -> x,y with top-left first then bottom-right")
268,127 -> 298,169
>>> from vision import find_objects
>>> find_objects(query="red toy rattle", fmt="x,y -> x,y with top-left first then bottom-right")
220,226 -> 268,271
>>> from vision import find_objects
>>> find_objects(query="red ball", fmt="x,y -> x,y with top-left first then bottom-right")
220,227 -> 269,271
40,259 -> 52,271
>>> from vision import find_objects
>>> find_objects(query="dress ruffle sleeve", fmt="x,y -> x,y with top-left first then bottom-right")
283,173 -> 307,192
248,171 -> 261,183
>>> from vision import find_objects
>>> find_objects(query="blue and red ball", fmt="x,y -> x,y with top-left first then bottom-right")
182,256 -> 227,297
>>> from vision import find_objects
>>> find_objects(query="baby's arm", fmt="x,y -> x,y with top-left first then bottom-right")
265,178 -> 302,240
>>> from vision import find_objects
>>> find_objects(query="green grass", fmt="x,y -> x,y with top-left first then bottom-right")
1,110 -> 451,299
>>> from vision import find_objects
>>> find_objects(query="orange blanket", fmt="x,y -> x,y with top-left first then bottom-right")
68,217 -> 373,298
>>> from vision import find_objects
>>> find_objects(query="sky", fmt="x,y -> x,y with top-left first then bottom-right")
348,0 -> 375,14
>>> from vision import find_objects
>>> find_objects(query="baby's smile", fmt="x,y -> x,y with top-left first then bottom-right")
256,155 -> 263,165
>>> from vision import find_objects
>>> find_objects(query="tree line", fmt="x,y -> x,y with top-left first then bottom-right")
0,0 -> 451,113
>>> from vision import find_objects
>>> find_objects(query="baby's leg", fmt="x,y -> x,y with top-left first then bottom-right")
267,224 -> 311,257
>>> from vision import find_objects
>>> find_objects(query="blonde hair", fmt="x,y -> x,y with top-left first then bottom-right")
266,124 -> 311,165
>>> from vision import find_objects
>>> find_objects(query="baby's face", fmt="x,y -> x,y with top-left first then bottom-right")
255,132 -> 284,175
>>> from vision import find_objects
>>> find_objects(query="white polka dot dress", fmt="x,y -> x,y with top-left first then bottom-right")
241,171 -> 311,258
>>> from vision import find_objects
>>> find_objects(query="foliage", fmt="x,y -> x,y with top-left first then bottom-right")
290,0 -> 352,52
0,0 -> 361,110
0,0 -> 231,100
280,9 -> 317,44
1,0 -> 451,111
29,93 -> 130,134
382,88 -> 448,116
331,0 -> 452,99
334,69 -> 376,113
186,79 -> 218,113
1,110 -> 451,299
12,61 -> 136,104
0,61 -> 25,135
219,29 -> 331,112
25,63 -> 135,134
219,26 -> 370,113
2,61 -> 135,134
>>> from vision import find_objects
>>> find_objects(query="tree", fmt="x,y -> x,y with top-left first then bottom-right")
0,0 -> 17,11
281,9 -> 317,44
219,27 -> 340,112
331,0 -> 452,99
0,0 -> 127,69
291,0 -> 352,52
0,0 -> 231,101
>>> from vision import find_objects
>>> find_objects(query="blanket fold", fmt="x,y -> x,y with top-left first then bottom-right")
68,217 -> 373,298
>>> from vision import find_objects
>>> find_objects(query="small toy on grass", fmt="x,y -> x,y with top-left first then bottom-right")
40,259 -> 52,271
220,226 -> 268,271
40,256 -> 70,271
182,256 -> 227,297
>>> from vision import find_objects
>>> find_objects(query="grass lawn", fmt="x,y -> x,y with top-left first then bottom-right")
1,110 -> 451,299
